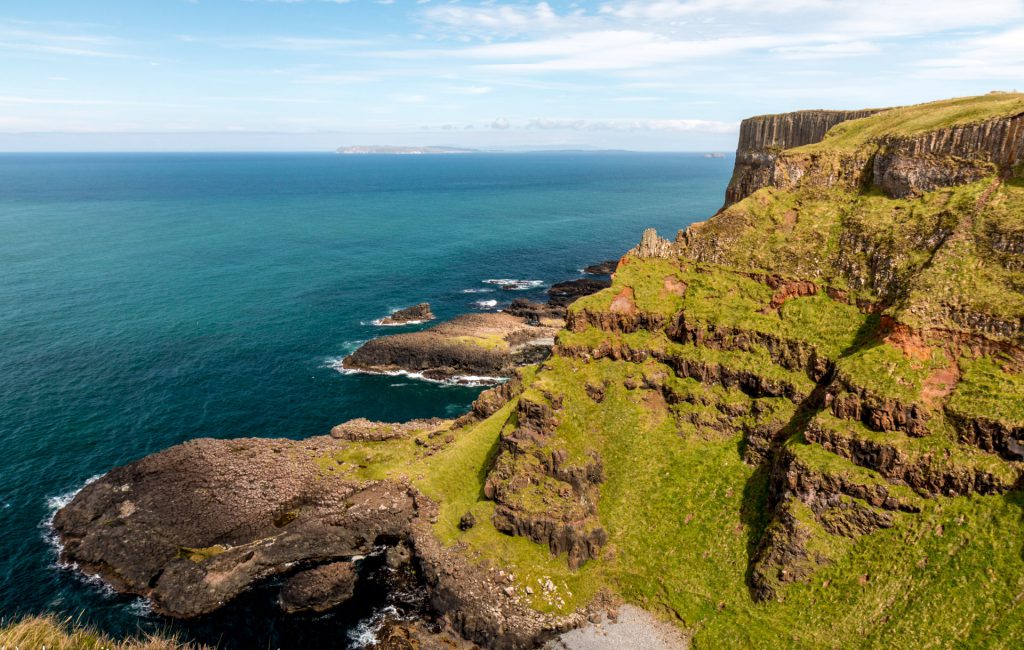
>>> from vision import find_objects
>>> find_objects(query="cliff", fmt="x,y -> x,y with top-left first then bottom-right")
55,94 -> 1024,650
724,94 -> 1024,208
725,108 -> 884,206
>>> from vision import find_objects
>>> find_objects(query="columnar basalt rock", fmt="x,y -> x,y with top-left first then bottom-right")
725,109 -> 884,206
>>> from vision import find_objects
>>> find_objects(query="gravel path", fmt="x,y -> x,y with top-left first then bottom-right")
545,605 -> 689,650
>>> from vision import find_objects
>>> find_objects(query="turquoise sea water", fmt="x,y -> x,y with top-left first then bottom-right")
0,152 -> 731,645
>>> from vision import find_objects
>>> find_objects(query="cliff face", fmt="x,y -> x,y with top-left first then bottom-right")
725,100 -> 1024,207
724,109 -> 883,206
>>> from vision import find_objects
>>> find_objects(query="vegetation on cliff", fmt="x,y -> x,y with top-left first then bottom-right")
53,93 -> 1024,649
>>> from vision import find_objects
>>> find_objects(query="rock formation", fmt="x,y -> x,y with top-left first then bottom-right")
725,109 -> 884,207
379,303 -> 435,325
583,260 -> 618,275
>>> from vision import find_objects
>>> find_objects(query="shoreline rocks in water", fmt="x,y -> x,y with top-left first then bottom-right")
377,303 -> 435,326
346,271 -> 612,382
278,561 -> 357,614
583,260 -> 618,276
344,312 -> 560,382
547,279 -> 611,308
53,425 -> 593,648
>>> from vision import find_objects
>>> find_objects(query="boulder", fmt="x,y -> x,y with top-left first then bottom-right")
279,562 -> 357,614
379,303 -> 435,325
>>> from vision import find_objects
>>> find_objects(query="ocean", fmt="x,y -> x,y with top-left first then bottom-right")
0,151 -> 731,646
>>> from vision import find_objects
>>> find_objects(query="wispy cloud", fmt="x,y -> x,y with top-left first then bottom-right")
525,117 -> 737,133
0,24 -> 123,58
177,34 -> 371,51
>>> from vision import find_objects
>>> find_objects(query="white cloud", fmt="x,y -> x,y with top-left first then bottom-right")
491,117 -> 510,129
917,25 -> 1024,80
422,1 -> 572,37
525,117 -> 737,132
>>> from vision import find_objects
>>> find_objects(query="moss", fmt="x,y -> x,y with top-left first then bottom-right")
451,334 -> 508,350
176,544 -> 228,563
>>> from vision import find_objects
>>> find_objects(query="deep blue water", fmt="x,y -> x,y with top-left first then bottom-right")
0,152 -> 731,645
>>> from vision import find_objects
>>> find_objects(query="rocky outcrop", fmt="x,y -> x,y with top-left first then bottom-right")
749,444 -> 918,601
547,279 -> 612,307
330,417 -> 449,441
278,561 -> 357,614
726,108 -> 1024,207
379,303 -> 435,325
483,395 -> 608,569
627,228 -> 674,259
725,109 -> 883,206
826,379 -> 930,437
52,436 -> 418,618
873,114 -> 1024,198
53,432 -> 594,648
344,313 -> 560,382
583,260 -> 618,275
804,419 -> 1016,497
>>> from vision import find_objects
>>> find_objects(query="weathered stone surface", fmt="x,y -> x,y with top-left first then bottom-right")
583,260 -> 619,275
52,436 -> 418,618
344,313 -> 561,381
330,417 -> 449,441
279,561 -> 357,614
627,228 -> 674,259
380,303 -> 436,325
53,432 -> 593,648
725,109 -> 884,206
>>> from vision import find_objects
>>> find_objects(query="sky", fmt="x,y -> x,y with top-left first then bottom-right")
0,0 -> 1022,151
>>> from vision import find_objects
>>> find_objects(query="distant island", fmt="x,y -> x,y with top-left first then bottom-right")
335,145 -> 478,155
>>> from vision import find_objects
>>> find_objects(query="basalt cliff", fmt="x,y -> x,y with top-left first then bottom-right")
55,93 -> 1024,649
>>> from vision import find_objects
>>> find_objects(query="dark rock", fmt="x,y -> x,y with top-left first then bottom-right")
583,260 -> 618,275
546,279 -> 611,307
279,561 -> 357,614
386,542 -> 413,569
505,298 -> 565,322
458,512 -> 476,531
52,436 -> 418,618
379,303 -> 435,325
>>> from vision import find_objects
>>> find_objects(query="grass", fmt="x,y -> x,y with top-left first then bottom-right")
834,340 -> 947,404
398,353 -> 1024,648
948,356 -> 1024,426
797,93 -> 1024,153
0,615 -> 207,650
569,257 -> 688,319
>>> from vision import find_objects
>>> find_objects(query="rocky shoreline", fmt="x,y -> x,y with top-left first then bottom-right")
51,418 -> 612,648
342,277 -> 610,384
52,267 -> 620,649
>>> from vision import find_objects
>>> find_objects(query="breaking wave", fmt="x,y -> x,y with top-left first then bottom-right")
323,357 -> 505,387
482,279 -> 544,290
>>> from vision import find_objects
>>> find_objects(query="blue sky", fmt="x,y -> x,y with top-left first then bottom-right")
1,0 -> 1022,151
